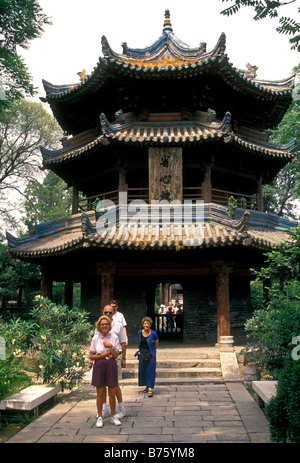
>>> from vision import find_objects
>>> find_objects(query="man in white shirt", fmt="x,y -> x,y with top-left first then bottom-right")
111,300 -> 128,345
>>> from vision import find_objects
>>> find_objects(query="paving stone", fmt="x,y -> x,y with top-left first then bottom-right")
6,349 -> 272,444
82,435 -> 129,443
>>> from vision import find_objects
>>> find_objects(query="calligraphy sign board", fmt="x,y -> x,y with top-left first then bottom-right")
148,147 -> 182,202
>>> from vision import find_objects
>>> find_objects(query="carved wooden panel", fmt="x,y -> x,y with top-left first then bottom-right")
148,147 -> 182,202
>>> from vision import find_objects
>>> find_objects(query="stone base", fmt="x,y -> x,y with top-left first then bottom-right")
219,335 -> 235,352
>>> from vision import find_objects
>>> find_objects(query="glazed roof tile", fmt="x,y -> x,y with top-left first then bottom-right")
7,205 -> 297,259
43,8 -> 294,100
40,111 -> 295,166
40,10 -> 294,135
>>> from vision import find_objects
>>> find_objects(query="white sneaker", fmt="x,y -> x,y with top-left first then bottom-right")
96,417 -> 103,428
115,407 -> 126,419
102,404 -> 110,417
111,415 -> 121,426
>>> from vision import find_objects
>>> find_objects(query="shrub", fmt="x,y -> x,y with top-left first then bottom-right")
266,353 -> 300,442
0,317 -> 36,400
244,280 -> 300,378
30,296 -> 92,391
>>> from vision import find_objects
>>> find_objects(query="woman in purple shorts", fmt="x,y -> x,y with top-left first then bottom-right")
89,315 -> 121,428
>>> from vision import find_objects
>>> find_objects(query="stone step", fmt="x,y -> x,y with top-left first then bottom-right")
119,377 -> 224,385
127,348 -> 220,361
123,347 -> 223,383
126,359 -> 221,369
122,367 -> 222,379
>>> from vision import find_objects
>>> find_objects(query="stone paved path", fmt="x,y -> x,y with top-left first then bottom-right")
7,381 -> 270,444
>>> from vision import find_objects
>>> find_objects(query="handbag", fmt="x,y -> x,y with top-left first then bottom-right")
134,350 -> 152,362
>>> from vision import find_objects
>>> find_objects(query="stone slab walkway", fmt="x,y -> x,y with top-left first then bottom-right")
7,381 -> 270,444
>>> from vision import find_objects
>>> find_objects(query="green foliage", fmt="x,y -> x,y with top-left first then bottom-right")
30,297 -> 92,391
0,99 -> 63,222
0,316 -> 36,400
227,195 -> 237,218
244,225 -> 300,375
23,172 -> 72,229
0,233 -> 41,308
245,280 -> 300,377
220,0 -> 300,51
266,354 -> 300,442
0,0 -> 51,104
252,225 -> 300,288
261,63 -> 300,218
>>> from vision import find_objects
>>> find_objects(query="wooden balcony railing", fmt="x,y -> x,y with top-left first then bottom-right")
77,187 -> 258,212
211,188 -> 258,210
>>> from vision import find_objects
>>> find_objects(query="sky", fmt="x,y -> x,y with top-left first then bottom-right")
21,0 -> 300,101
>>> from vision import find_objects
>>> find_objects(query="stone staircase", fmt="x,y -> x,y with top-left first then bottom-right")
120,344 -> 224,384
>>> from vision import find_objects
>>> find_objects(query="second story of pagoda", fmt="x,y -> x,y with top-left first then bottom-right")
40,10 -> 296,214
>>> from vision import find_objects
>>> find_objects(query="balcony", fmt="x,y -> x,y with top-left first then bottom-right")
77,187 -> 259,212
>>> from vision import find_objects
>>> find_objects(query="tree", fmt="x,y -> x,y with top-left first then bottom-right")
262,64 -> 300,218
0,0 -> 51,106
244,225 -> 300,376
220,0 -> 300,51
23,171 -> 72,230
0,233 -> 41,314
0,99 -> 62,223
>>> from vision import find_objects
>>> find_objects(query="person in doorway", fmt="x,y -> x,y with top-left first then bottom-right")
175,304 -> 183,331
158,304 -> 166,330
89,315 -> 121,428
138,316 -> 159,397
101,305 -> 127,419
110,300 -> 128,345
166,302 -> 175,330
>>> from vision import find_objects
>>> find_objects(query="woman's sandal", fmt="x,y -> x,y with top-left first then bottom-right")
148,389 -> 153,397
143,387 -> 148,393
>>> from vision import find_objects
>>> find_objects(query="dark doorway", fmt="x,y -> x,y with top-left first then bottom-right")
154,282 -> 183,341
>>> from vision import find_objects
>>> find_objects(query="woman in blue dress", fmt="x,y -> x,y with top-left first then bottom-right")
138,317 -> 159,397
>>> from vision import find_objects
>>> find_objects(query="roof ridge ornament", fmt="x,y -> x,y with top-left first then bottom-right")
163,9 -> 173,33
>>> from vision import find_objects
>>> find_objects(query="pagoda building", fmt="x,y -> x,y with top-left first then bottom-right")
7,10 -> 297,344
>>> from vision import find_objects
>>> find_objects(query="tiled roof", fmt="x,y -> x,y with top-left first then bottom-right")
41,111 -> 295,166
43,8 -> 294,101
42,52 -> 294,101
7,205 -> 297,259
41,10 -> 294,137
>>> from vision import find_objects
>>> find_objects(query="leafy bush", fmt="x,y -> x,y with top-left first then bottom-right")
30,296 -> 92,391
266,353 -> 300,443
244,280 -> 300,377
0,317 -> 36,400
244,225 -> 300,441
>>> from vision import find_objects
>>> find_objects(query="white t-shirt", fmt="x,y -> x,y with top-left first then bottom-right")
90,331 -> 121,355
113,311 -> 127,328
94,319 -> 127,345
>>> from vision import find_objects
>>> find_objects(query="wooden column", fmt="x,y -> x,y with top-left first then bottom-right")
202,162 -> 212,203
41,271 -> 53,299
256,175 -> 263,212
215,263 -> 231,342
64,281 -> 73,308
72,185 -> 78,214
101,272 -> 114,309
118,166 -> 128,193
145,282 -> 156,319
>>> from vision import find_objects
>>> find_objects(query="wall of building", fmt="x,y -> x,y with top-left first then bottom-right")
80,272 -> 253,345
229,275 -> 253,342
81,277 -> 102,322
182,276 -> 218,343
114,277 -> 149,348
